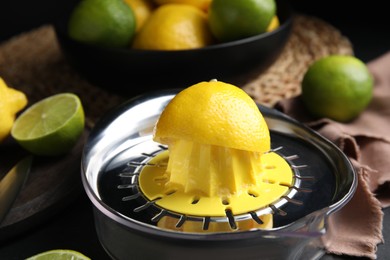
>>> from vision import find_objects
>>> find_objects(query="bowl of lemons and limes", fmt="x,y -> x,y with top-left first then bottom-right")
54,0 -> 292,94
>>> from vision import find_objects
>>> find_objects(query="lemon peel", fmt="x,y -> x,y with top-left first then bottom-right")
153,80 -> 270,152
124,0 -> 154,32
0,77 -> 28,142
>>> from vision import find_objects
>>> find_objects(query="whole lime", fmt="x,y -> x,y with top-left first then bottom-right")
208,0 -> 276,42
301,55 -> 373,122
68,0 -> 136,48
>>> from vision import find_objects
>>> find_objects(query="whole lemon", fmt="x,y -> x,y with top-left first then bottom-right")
123,0 -> 155,32
132,4 -> 214,50
0,78 -> 28,142
68,0 -> 136,48
208,0 -> 276,42
301,55 -> 373,122
153,0 -> 212,12
11,93 -> 85,156
266,16 -> 280,32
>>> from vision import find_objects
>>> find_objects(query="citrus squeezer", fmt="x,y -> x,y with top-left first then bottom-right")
81,89 -> 357,260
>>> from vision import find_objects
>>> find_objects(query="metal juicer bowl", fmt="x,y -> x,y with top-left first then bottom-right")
81,90 -> 357,260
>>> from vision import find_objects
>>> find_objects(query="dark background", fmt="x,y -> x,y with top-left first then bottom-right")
1,0 -> 390,259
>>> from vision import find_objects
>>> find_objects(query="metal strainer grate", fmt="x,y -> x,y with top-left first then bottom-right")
99,141 -> 311,232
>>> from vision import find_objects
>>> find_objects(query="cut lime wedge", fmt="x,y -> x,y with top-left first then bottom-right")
26,249 -> 91,260
11,93 -> 85,156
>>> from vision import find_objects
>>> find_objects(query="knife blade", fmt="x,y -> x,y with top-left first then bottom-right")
0,155 -> 33,224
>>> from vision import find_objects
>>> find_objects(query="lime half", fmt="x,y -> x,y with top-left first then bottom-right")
11,93 -> 85,156
26,249 -> 91,260
208,0 -> 276,42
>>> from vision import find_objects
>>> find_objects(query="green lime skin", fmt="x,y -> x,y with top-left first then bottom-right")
68,0 -> 136,48
11,93 -> 85,157
208,0 -> 276,42
16,106 -> 85,156
301,55 -> 374,122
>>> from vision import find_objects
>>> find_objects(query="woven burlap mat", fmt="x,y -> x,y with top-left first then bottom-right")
0,15 -> 353,127
242,15 -> 353,106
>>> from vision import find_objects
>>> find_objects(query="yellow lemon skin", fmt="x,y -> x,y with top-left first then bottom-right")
153,0 -> 212,11
132,4 -> 214,50
0,78 -> 28,142
266,15 -> 279,32
153,80 -> 270,153
124,0 -> 155,32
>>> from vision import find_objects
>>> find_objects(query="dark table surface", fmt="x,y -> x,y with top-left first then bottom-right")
1,0 -> 390,259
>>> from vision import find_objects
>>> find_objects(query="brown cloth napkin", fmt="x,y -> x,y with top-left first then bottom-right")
276,52 -> 390,259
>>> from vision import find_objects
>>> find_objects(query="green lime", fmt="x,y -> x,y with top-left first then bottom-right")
208,0 -> 276,42
68,0 -> 136,48
11,93 -> 85,156
26,249 -> 91,260
301,55 -> 373,122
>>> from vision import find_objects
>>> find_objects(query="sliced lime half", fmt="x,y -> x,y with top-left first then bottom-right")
11,93 -> 85,156
26,249 -> 91,260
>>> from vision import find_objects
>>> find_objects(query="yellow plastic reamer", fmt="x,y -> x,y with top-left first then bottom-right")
139,143 -> 293,218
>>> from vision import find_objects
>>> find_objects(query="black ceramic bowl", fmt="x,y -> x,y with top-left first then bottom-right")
54,0 -> 293,96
